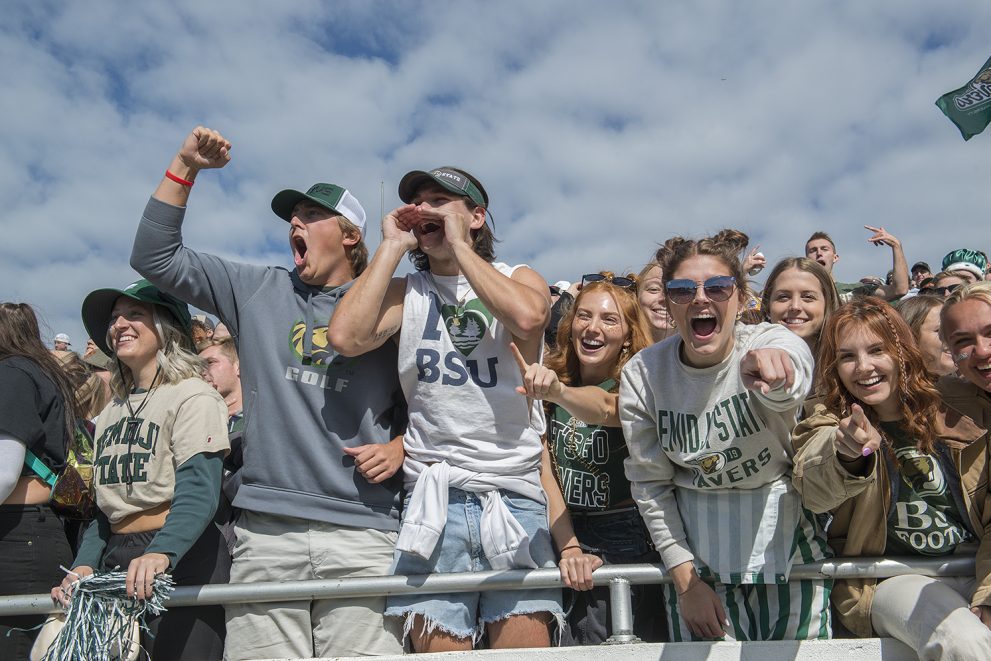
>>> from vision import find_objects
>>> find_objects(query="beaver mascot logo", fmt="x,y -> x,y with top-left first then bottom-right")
687,447 -> 743,474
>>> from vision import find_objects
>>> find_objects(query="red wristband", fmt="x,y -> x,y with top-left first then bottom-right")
165,170 -> 195,187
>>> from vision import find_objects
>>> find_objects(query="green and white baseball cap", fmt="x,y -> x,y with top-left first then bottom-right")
271,183 -> 366,234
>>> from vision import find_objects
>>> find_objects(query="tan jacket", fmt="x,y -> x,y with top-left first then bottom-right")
791,395 -> 990,637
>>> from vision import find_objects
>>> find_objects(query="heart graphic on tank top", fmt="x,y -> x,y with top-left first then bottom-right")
441,299 -> 493,356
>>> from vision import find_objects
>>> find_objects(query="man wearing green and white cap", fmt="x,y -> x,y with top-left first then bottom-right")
130,127 -> 405,660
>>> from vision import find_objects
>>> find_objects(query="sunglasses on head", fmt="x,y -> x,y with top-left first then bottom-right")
581,273 -> 635,289
665,275 -> 737,305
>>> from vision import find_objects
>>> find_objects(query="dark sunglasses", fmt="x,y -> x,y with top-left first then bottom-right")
665,275 -> 737,305
933,283 -> 963,297
581,273 -> 635,289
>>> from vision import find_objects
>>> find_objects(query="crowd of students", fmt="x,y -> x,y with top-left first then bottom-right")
2,125 -> 991,660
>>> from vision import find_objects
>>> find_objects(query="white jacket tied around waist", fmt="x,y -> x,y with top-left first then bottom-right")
396,459 -> 545,569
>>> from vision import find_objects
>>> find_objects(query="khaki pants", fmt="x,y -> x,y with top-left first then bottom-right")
872,574 -> 991,661
223,511 -> 403,660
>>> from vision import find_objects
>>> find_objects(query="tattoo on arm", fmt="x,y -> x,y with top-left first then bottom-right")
373,325 -> 400,343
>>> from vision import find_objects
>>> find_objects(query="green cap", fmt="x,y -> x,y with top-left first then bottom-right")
398,167 -> 488,208
271,183 -> 366,233
81,279 -> 192,357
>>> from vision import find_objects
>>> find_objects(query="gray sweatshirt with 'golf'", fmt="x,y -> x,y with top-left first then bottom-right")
131,197 -> 404,532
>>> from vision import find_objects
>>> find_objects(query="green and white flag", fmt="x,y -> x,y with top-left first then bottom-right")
936,55 -> 991,140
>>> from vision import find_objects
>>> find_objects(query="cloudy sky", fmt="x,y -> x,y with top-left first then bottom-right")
2,0 -> 990,347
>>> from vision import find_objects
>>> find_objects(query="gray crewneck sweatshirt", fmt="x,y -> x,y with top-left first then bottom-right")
131,197 -> 404,531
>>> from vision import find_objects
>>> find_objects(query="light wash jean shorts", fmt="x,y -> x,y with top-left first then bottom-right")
385,487 -> 563,641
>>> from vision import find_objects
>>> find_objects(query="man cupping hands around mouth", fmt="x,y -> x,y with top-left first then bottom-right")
329,167 -> 564,653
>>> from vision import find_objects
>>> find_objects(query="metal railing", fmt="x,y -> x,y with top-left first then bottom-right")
0,556 -> 974,644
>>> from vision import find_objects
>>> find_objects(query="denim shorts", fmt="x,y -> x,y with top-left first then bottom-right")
569,506 -> 656,563
385,487 -> 563,640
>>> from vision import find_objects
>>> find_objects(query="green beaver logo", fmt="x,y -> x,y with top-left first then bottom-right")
895,447 -> 946,497
686,447 -> 743,474
288,321 -> 352,367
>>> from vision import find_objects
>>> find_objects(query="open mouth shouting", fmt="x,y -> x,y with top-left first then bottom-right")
291,232 -> 308,268
690,311 -> 718,341
418,220 -> 442,235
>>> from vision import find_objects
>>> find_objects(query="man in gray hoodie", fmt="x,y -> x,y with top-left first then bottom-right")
130,127 -> 405,660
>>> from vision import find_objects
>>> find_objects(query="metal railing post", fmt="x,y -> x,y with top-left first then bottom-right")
604,577 -> 641,644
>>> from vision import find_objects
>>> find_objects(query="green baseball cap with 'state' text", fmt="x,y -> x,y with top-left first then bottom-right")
398,167 -> 488,209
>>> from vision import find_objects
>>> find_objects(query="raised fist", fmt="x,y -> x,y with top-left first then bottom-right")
177,126 -> 232,171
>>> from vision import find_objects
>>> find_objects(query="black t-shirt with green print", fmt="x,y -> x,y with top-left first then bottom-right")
881,422 -> 973,556
548,379 -> 632,511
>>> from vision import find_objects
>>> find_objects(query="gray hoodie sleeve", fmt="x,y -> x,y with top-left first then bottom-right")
130,196 -> 272,337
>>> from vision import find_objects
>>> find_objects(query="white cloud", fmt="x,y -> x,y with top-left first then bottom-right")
3,0 -> 991,345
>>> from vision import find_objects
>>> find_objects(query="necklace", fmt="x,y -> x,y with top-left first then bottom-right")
429,273 -> 471,327
122,366 -> 161,485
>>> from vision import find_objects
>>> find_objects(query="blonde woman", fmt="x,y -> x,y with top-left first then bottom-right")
53,279 -> 229,661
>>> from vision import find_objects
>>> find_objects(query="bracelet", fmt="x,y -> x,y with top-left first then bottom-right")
165,170 -> 195,187
559,544 -> 583,554
676,580 -> 701,597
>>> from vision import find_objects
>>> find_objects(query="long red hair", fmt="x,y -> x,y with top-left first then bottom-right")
545,273 -> 652,390
816,297 -> 942,452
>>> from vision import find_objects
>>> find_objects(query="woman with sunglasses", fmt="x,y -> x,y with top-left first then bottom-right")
515,271 -> 660,644
761,258 -> 840,356
0,303 -> 78,658
792,297 -> 991,657
51,280 -> 230,661
620,230 -> 830,642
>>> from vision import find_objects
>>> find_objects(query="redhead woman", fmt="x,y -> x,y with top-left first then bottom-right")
516,272 -> 661,644
620,231 -> 830,642
792,297 -> 991,658
0,303 -> 77,658
52,280 -> 230,661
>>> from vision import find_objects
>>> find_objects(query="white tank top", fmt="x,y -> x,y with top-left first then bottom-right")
398,264 -> 545,482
